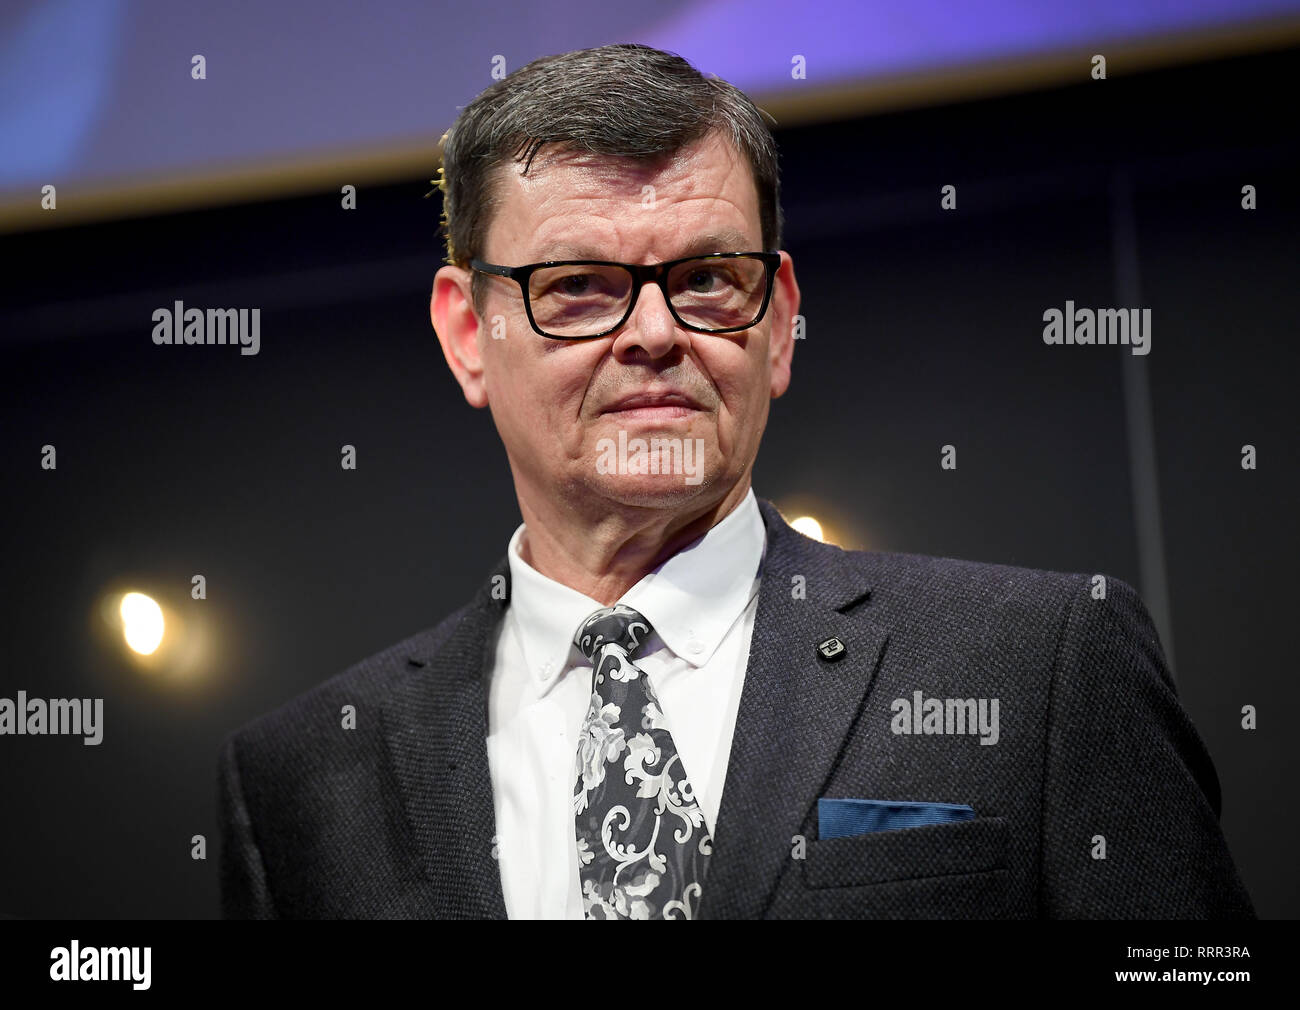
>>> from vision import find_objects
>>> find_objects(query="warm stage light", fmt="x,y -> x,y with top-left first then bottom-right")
119,592 -> 165,655
791,516 -> 825,542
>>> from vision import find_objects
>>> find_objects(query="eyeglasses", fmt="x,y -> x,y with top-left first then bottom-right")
469,251 -> 781,339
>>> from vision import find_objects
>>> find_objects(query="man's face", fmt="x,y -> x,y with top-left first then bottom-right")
432,129 -> 798,514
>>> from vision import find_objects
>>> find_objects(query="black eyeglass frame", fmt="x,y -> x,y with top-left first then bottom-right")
468,251 -> 782,339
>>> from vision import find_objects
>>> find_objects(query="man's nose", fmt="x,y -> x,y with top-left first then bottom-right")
611,281 -> 691,360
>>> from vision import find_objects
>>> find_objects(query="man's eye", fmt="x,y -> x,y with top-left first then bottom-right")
684,268 -> 731,293
559,274 -> 593,296
543,273 -> 609,298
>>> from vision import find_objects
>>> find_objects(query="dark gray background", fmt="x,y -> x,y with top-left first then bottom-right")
2,45 -> 1295,918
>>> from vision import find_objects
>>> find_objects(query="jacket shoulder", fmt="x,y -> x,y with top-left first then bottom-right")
833,542 -> 1101,614
837,543 -> 1167,692
762,497 -> 1100,616
825,542 -> 1160,659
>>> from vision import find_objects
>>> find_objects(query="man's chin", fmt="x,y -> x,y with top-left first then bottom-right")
585,430 -> 716,502
587,472 -> 717,509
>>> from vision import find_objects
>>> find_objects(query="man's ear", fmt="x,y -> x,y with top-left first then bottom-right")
431,264 -> 488,408
768,250 -> 799,399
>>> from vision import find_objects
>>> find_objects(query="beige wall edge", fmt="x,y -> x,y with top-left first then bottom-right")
3,16 -> 1298,235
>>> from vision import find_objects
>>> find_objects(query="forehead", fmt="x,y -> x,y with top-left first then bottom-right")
483,130 -> 762,261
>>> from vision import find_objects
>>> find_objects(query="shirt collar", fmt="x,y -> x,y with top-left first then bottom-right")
505,488 -> 766,685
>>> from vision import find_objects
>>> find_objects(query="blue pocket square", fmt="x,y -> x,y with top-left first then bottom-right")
818,798 -> 976,840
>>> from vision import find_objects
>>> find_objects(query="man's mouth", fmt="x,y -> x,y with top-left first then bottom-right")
599,390 -> 704,419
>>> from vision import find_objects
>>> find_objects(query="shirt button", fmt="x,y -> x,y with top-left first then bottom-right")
687,639 -> 705,656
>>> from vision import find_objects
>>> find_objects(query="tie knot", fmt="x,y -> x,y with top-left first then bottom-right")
573,604 -> 653,662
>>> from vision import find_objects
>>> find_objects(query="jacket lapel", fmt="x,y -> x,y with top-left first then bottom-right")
381,497 -> 889,920
381,557 -> 510,919
697,499 -> 890,919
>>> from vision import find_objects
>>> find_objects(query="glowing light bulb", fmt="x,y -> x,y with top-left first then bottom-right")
120,592 -> 165,655
791,516 -> 825,542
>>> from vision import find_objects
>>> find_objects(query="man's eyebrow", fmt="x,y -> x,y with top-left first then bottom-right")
532,229 -> 759,262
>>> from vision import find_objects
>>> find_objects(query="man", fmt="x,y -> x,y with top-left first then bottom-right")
218,44 -> 1254,919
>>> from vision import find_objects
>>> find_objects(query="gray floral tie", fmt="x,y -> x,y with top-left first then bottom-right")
572,603 -> 712,919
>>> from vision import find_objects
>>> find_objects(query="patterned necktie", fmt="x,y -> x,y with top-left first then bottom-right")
572,603 -> 712,919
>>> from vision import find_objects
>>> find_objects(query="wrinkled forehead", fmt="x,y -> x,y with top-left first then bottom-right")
482,131 -> 761,260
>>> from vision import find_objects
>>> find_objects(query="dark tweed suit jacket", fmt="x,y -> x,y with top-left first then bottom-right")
218,498 -> 1254,918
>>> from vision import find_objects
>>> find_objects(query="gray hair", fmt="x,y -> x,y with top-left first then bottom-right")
434,43 -> 784,316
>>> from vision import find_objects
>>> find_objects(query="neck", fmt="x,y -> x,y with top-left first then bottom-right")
514,479 -> 752,605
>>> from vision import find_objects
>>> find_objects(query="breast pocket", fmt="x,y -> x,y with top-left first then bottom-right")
801,815 -> 1008,890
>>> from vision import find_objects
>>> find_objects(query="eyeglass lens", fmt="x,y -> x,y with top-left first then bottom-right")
526,256 -> 768,336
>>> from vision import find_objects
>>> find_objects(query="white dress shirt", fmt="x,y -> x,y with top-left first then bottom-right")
485,488 -> 766,919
